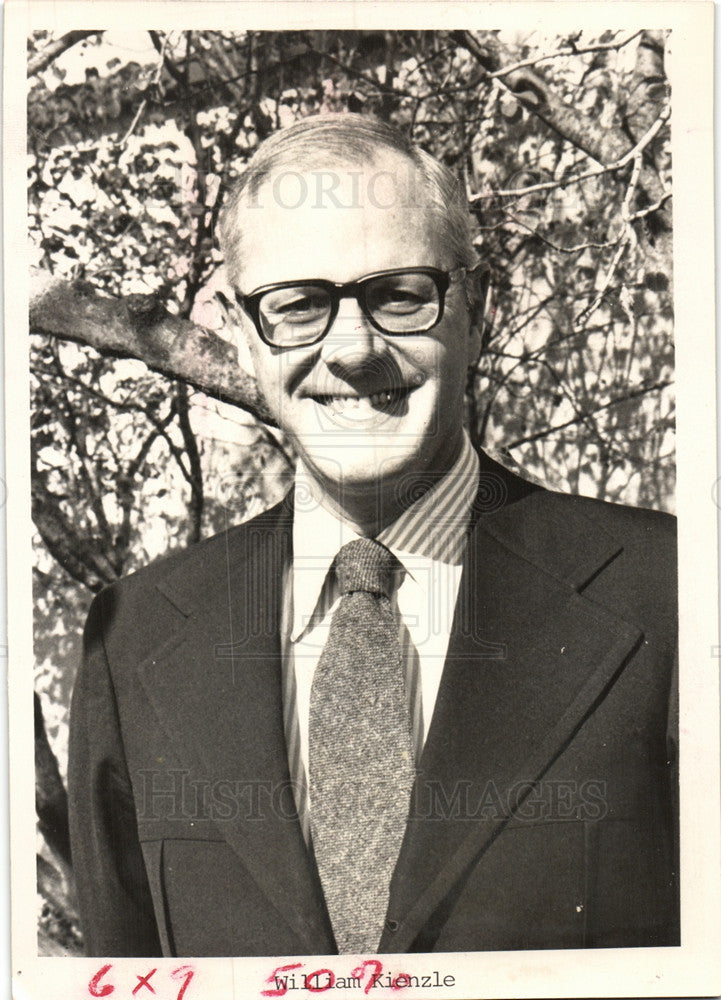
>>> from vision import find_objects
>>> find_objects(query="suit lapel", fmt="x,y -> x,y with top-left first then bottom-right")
382,488 -> 643,953
133,458 -> 645,955
137,497 -> 334,954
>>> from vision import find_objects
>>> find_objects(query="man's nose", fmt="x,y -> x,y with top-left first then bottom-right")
319,295 -> 388,368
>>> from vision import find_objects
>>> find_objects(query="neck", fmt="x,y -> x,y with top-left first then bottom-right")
299,438 -> 466,537
305,482 -> 400,538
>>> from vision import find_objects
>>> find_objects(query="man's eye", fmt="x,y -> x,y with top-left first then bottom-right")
266,292 -> 328,319
372,287 -> 427,312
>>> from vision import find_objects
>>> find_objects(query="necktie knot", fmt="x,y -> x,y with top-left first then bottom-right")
333,538 -> 395,598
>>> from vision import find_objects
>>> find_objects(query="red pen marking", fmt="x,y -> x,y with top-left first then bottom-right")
132,969 -> 157,995
305,968 -> 334,993
351,960 -> 383,996
391,973 -> 411,990
261,962 -> 303,997
171,965 -> 195,1000
88,965 -> 114,997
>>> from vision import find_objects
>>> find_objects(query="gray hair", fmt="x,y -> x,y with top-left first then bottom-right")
218,113 -> 478,284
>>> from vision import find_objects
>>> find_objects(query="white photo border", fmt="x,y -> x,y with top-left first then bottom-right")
5,3 -> 720,998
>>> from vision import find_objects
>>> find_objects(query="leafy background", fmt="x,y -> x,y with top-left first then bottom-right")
27,28 -> 673,954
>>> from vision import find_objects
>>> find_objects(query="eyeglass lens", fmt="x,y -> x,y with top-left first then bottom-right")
258,272 -> 441,345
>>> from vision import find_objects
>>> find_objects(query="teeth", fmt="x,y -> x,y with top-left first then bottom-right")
328,396 -> 357,414
314,389 -> 400,409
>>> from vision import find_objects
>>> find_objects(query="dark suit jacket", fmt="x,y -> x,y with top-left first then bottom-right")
68,453 -> 679,956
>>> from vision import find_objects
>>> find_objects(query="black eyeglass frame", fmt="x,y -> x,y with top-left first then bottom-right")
234,266 -> 470,348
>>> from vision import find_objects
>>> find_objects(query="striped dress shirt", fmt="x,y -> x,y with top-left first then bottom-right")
282,433 -> 480,842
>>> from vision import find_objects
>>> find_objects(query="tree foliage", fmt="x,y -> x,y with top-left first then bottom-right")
27,28 -> 674,954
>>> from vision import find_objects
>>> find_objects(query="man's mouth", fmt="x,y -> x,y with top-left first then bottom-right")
307,385 -> 418,412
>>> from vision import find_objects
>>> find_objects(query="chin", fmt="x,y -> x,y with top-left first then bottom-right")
312,448 -> 432,503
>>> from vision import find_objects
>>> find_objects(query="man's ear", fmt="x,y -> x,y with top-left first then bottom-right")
214,288 -> 259,379
467,266 -> 491,362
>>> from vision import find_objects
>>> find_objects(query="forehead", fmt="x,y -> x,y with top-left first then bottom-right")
229,151 -> 445,290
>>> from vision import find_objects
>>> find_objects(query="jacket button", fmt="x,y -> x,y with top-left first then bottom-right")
385,919 -> 399,932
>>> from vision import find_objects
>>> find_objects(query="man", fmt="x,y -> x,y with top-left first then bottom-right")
68,114 -> 679,957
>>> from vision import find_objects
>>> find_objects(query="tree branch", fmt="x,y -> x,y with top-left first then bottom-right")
47,350 -> 115,551
119,34 -> 170,146
31,473 -> 118,591
113,414 -> 174,571
34,361 -> 215,498
625,30 -> 668,142
506,379 -> 673,448
28,30 -> 104,77
452,29 -> 636,166
148,30 -> 185,84
30,268 -> 274,426
35,692 -> 72,868
174,385 -> 204,544
500,191 -> 671,255
472,105 -> 670,200
574,149 -> 644,326
488,31 -> 642,80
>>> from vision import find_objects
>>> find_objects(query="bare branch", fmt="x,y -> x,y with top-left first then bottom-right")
315,46 -> 400,100
35,692 -> 72,867
119,35 -> 169,146
31,467 -> 118,591
506,380 -> 673,448
174,384 -> 204,544
472,104 -> 670,201
572,238 -> 630,324
28,30 -> 103,77
485,187 -> 670,264
34,361 -> 214,499
574,150 -> 644,325
148,30 -> 185,84
625,30 -> 668,142
452,29 -> 634,165
488,31 -> 642,80
48,349 -> 114,552
631,192 -> 672,220
503,214 -> 617,254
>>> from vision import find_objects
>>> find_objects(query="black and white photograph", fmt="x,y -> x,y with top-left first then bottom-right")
5,3 -> 720,998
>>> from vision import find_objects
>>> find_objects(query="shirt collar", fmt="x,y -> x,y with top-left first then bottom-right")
291,432 -> 479,641
290,480 -> 361,641
378,432 -> 479,564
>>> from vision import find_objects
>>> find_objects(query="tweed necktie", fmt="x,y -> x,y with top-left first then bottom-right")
309,537 -> 415,954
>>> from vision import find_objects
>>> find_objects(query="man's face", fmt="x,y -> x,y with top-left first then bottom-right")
230,151 -> 481,518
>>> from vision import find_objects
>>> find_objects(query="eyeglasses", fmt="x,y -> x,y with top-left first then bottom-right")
234,266 -> 470,348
